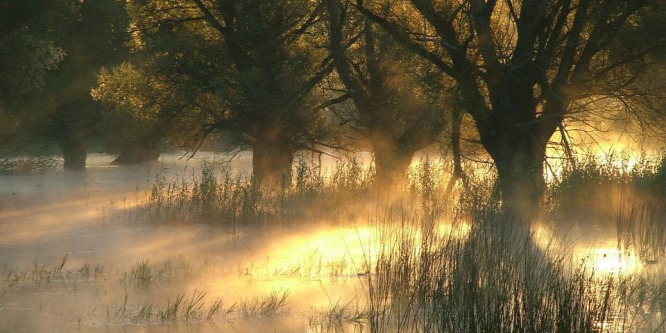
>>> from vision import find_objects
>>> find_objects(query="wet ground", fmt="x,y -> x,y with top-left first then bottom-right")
0,153 -> 662,332
0,154 -> 376,332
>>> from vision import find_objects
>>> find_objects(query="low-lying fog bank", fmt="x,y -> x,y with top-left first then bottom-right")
1,152 -> 665,332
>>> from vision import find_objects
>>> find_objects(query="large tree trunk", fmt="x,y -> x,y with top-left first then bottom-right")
485,131 -> 547,225
372,138 -> 415,189
252,138 -> 294,190
474,72 -> 553,225
111,137 -> 161,165
61,138 -> 87,170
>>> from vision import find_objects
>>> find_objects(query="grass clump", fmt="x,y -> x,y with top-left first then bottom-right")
360,213 -> 666,332
238,289 -> 290,319
307,300 -> 369,332
141,158 -> 374,226
120,290 -> 229,324
549,153 -> 666,263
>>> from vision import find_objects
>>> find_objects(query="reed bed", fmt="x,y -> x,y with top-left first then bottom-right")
359,213 -> 666,332
125,153 -> 666,332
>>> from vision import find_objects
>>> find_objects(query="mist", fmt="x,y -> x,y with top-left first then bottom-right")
0,147 -> 664,332
2,0 -> 666,331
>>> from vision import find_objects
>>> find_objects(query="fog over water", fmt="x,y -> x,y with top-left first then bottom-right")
0,153 -> 663,332
0,153 -> 380,332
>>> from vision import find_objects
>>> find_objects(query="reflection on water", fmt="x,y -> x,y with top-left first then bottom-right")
0,153 -> 663,332
579,247 -> 642,275
0,154 -> 375,331
531,223 -> 645,276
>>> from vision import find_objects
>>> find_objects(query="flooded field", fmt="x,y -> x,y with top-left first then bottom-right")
1,153 -> 665,332
0,153 -> 376,332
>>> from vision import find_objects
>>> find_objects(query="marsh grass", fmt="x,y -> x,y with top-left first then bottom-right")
307,300 -> 369,332
355,212 -> 666,332
134,154 -> 666,332
140,158 -> 374,226
113,291 -> 229,324
7,153 -> 663,332
0,255 -> 297,328
1,253 -> 74,287
550,154 -> 666,263
617,187 -> 666,263
237,289 -> 290,319
113,289 -> 288,325
120,258 -> 193,288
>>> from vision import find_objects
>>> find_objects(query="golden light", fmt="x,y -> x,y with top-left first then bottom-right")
436,220 -> 472,240
252,225 -> 379,279
530,224 -> 643,275
530,223 -> 558,250
575,247 -> 642,275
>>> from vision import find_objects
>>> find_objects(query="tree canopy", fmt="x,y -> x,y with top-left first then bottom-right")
356,0 -> 666,219
0,0 -> 130,169
327,0 -> 449,185
1,0 -> 663,215
95,0 -> 336,185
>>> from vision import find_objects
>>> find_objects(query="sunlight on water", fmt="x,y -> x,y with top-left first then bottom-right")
577,247 -> 642,275
436,220 -> 472,239
1,152 -> 663,332
531,223 -> 643,275
257,225 -> 378,277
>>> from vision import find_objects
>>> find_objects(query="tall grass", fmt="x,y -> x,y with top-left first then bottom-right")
129,152 -> 666,331
550,154 -> 666,263
141,158 -> 374,226
359,210 -> 666,332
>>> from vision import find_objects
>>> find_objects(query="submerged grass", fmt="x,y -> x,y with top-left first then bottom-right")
140,157 -> 374,227
550,154 -> 666,263
362,213 -> 666,332
6,152 -> 664,331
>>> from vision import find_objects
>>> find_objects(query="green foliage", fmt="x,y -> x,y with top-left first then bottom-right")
0,0 -> 75,105
96,0 -> 333,158
93,63 -> 165,151
0,31 -> 64,103
0,0 -> 131,165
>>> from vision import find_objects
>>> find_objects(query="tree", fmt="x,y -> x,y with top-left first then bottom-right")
44,0 -> 130,169
358,0 -> 665,221
97,0 -> 334,186
1,0 -> 130,170
0,0 -> 71,106
327,0 -> 448,186
0,0 -> 70,148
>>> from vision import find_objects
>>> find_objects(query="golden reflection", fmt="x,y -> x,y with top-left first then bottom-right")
530,224 -> 643,275
575,247 -> 642,275
258,226 -> 378,278
436,221 -> 472,239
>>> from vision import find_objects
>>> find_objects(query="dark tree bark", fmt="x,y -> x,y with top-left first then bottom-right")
252,142 -> 294,189
60,138 -> 87,170
327,0 -> 445,188
358,0 -> 651,222
485,129 -> 548,223
371,133 -> 416,187
443,106 -> 464,200
251,121 -> 296,188
111,137 -> 161,165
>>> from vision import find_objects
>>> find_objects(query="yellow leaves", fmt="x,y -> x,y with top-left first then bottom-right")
93,62 -> 166,122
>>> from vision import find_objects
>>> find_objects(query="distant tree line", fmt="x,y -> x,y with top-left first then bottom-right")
1,0 -> 664,219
